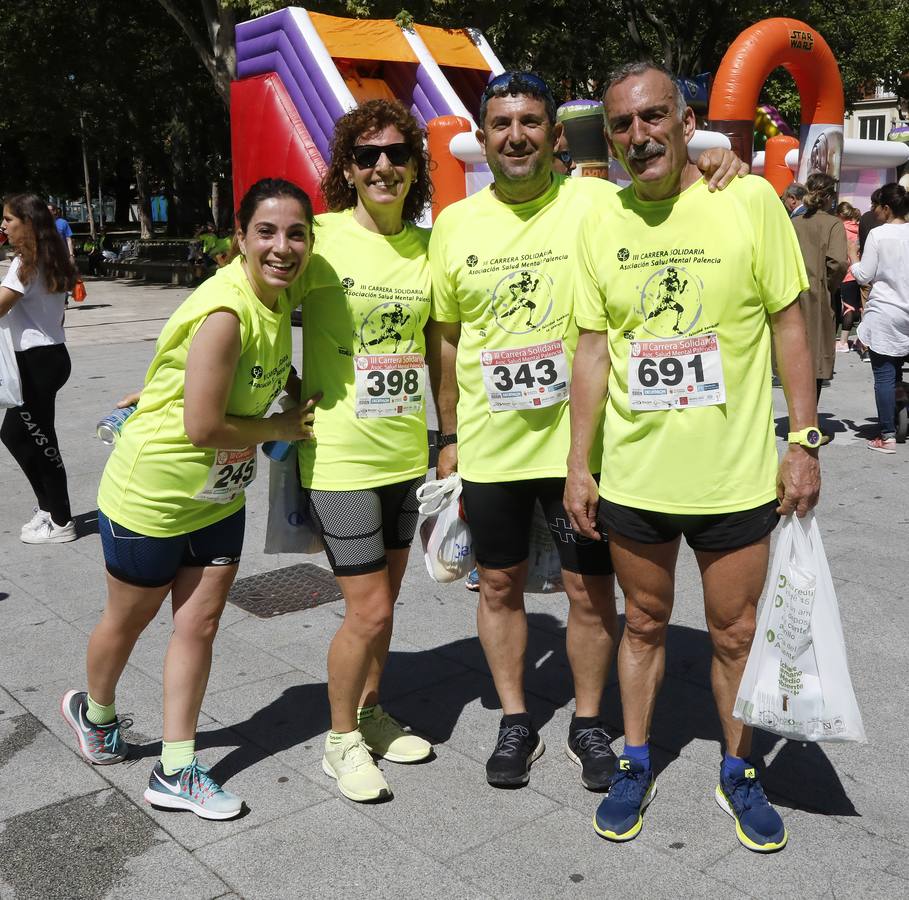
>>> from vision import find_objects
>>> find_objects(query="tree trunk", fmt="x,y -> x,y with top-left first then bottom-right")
157,0 -> 237,108
80,113 -> 97,241
211,180 -> 219,228
113,156 -> 133,225
134,156 -> 154,240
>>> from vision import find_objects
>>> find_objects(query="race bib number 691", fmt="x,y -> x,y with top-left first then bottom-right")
628,333 -> 725,410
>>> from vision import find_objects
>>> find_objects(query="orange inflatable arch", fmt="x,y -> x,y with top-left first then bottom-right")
708,18 -> 845,194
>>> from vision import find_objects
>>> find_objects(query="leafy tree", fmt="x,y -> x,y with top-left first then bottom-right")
1,0 -> 230,235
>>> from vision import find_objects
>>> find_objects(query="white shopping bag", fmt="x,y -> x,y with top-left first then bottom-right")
0,324 -> 23,409
263,453 -> 322,554
734,512 -> 866,743
525,501 -> 563,593
417,473 -> 474,583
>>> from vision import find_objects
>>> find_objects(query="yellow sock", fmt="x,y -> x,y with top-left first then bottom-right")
161,739 -> 195,775
86,694 -> 116,726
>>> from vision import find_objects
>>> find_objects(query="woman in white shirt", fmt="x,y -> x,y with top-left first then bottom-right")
850,183 -> 909,453
0,193 -> 79,540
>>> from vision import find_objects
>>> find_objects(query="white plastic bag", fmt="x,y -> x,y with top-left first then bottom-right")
525,501 -> 563,593
263,452 -> 322,554
734,512 -> 866,743
417,473 -> 474,583
0,325 -> 23,409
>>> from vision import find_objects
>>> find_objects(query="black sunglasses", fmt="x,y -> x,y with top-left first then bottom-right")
351,143 -> 412,169
554,150 -> 573,166
483,71 -> 554,103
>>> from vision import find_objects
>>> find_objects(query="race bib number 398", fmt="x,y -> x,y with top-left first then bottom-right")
354,353 -> 425,418
628,333 -> 725,410
481,339 -> 569,412
194,447 -> 256,503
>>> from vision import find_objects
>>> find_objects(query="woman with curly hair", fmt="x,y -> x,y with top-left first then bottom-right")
293,99 -> 433,802
1,193 -> 79,543
792,173 -> 848,400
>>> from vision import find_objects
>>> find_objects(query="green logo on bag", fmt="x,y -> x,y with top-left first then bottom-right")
766,629 -> 775,643
778,574 -> 787,588
775,594 -> 784,607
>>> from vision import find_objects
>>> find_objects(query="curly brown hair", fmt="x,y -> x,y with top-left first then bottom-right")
321,99 -> 432,223
3,193 -> 78,293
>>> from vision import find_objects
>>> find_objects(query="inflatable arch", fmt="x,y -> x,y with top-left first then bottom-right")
230,7 -> 502,219
708,18 -> 845,193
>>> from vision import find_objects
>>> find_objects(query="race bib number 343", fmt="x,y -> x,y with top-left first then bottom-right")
481,339 -> 569,412
354,353 -> 425,418
628,334 -> 725,410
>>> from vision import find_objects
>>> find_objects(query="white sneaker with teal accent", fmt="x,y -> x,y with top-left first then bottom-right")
144,759 -> 243,820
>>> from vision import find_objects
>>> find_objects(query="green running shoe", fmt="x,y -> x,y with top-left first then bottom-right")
359,705 -> 432,763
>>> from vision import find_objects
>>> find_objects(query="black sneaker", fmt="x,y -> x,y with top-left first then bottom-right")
565,715 -> 617,790
485,715 -> 544,787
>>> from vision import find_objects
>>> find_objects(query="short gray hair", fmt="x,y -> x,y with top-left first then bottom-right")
782,182 -> 807,201
602,62 -> 687,133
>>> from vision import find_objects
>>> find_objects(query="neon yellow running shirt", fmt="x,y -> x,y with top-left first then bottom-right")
293,211 -> 431,490
574,176 -> 808,514
98,258 -> 293,535
429,175 -> 617,482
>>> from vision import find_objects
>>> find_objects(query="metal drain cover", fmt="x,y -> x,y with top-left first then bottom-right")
228,563 -> 342,618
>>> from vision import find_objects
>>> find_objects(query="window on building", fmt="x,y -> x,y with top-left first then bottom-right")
860,115 -> 887,140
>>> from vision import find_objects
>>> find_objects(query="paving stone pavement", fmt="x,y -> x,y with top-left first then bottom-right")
0,268 -> 906,899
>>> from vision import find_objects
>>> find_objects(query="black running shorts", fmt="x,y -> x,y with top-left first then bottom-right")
460,477 -> 613,575
597,498 -> 779,552
303,476 -> 423,576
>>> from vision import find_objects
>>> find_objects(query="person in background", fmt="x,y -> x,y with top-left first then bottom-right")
61,178 -> 318,820
294,99 -> 434,803
849,182 -> 909,453
791,173 -> 848,402
552,131 -> 576,176
49,204 -> 75,258
835,201 -> 862,352
782,182 -> 807,218
1,193 -> 79,543
859,187 -> 884,255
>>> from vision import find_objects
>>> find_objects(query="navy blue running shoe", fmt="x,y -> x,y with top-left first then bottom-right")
593,756 -> 656,841
715,764 -> 788,852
